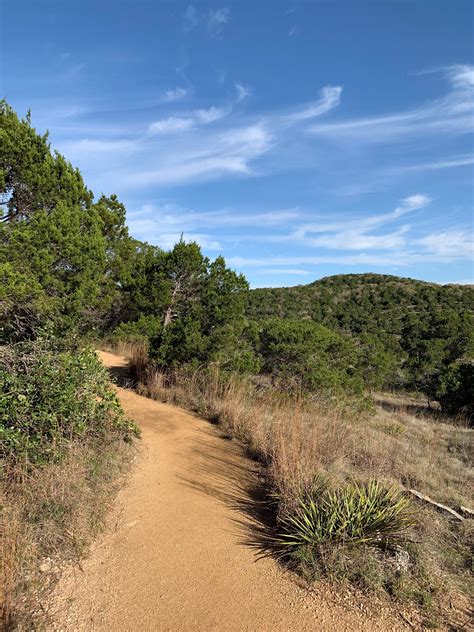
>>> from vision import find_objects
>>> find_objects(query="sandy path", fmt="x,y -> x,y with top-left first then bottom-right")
51,350 -> 409,631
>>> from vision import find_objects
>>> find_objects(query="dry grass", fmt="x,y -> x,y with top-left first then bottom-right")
133,355 -> 472,516
119,341 -> 472,625
1,438 -> 135,630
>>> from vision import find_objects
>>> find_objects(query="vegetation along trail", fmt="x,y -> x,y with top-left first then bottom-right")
51,351 -> 408,631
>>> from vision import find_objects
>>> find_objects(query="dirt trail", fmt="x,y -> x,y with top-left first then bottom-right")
51,350 -> 409,631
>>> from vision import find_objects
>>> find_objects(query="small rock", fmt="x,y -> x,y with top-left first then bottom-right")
392,545 -> 410,573
39,559 -> 52,573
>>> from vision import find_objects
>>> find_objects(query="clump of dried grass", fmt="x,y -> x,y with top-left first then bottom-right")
1,439 -> 135,630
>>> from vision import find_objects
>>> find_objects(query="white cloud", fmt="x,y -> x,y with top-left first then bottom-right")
265,268 -> 310,275
220,124 -> 272,154
42,79 -> 344,190
208,8 -> 230,34
156,233 -> 222,251
415,231 -> 473,258
227,254 -> 409,267
148,117 -> 195,134
160,87 -> 188,103
287,86 -> 343,122
148,107 -> 228,135
288,26 -> 298,37
446,279 -> 474,285
57,138 -> 139,160
446,64 -> 474,89
40,64 -> 473,208
228,193 -> 471,266
129,223 -> 222,251
394,194 -> 431,216
227,247 -> 470,268
386,155 -> 474,174
194,106 -> 228,123
309,65 -> 474,142
265,194 -> 431,252
183,5 -> 198,31
128,157 -> 249,186
309,228 -> 409,251
287,193 -> 431,250
235,83 -> 250,102
128,204 -> 301,230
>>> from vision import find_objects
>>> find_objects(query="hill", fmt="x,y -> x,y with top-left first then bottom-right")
246,273 -> 474,337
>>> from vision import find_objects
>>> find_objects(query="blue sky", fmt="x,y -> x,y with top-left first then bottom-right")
2,0 -> 473,287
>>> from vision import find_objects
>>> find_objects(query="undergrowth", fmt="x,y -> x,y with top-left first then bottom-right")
1,341 -> 139,630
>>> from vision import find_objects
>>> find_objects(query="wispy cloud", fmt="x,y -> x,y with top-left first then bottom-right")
208,8 -> 230,35
235,83 -> 250,102
385,154 -> 474,174
286,86 -> 343,122
127,223 -> 222,251
147,117 -> 194,134
227,192 -> 472,269
38,66 -> 473,205
281,194 -> 431,252
129,122 -> 273,186
227,245 -> 471,269
160,87 -> 188,103
183,5 -> 198,32
128,203 -> 301,230
309,65 -> 474,142
288,26 -> 298,37
59,138 -> 139,154
265,268 -> 309,275
148,106 -> 228,135
447,279 -> 474,285
415,231 -> 473,258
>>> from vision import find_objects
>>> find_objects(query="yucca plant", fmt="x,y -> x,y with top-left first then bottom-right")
277,479 -> 415,551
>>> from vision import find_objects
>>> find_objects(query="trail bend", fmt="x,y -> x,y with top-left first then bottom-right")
51,350 -> 409,631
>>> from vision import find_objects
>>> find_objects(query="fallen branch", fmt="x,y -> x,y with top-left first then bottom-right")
408,489 -> 465,521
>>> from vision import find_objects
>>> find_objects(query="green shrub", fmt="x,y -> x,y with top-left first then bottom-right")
112,314 -> 163,343
257,318 -> 363,395
277,479 -> 415,551
433,359 -> 473,419
0,342 -> 139,465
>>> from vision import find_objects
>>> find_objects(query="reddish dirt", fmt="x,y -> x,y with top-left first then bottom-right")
51,350 -> 411,631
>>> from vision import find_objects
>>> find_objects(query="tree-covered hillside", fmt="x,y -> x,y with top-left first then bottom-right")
247,273 -> 473,333
247,274 -> 474,407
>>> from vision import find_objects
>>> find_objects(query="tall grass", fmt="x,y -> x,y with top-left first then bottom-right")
2,440 -> 135,629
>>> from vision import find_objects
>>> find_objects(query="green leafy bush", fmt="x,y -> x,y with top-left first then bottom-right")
112,314 -> 163,343
432,359 -> 473,419
277,479 -> 415,551
257,318 -> 364,395
0,342 -> 139,464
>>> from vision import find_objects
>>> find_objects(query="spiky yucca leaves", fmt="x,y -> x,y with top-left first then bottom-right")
277,479 -> 415,551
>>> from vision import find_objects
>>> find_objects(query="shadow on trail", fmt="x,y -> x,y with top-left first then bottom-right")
176,429 -> 292,568
105,360 -> 136,389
